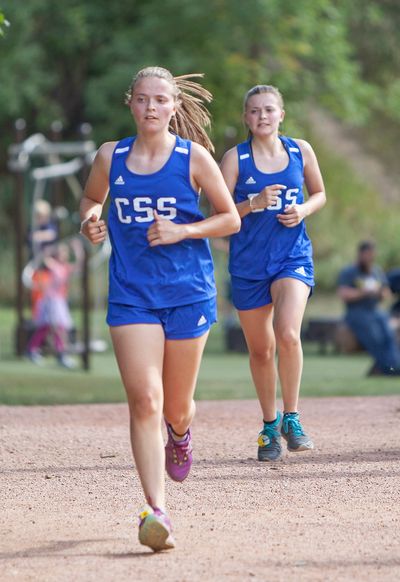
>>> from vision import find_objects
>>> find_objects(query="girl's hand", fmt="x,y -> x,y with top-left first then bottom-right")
80,214 -> 107,244
147,210 -> 186,246
251,184 -> 286,210
277,204 -> 306,227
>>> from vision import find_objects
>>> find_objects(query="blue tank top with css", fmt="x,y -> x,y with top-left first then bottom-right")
107,135 -> 216,308
229,135 -> 313,280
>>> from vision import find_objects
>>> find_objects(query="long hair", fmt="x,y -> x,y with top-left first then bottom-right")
126,66 -> 214,153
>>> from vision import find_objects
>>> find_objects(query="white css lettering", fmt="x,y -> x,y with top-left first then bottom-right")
285,188 -> 299,206
133,197 -> 153,222
115,196 -> 178,223
157,197 -> 177,220
115,198 -> 132,224
247,187 -> 299,213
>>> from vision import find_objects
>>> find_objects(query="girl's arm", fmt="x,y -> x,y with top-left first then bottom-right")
277,139 -> 326,227
220,148 -> 285,219
79,142 -> 116,244
147,144 -> 240,247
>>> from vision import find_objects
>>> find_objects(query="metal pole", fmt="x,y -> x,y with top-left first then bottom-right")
50,120 -> 64,210
14,118 -> 27,356
79,123 -> 93,371
81,240 -> 90,371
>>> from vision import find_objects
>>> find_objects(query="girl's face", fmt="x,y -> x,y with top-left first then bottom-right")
129,77 -> 177,133
244,93 -> 285,137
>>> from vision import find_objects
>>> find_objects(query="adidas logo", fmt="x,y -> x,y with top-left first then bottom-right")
197,315 -> 207,326
114,175 -> 125,185
294,266 -> 306,276
245,176 -> 256,185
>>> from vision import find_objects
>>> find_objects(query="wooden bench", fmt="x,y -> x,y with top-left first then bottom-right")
303,318 -> 363,354
224,318 -> 364,355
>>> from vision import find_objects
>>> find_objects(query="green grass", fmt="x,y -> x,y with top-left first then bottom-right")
1,303 -> 399,406
1,335 -> 399,406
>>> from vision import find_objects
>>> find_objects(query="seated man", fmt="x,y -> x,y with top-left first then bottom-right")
337,241 -> 400,376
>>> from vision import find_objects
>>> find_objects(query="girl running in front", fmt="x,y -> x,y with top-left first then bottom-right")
220,85 -> 326,462
79,66 -> 240,551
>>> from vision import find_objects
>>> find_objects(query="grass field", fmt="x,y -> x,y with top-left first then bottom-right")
1,321 -> 399,406
1,299 -> 399,405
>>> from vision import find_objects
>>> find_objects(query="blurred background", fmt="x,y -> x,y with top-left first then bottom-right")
0,0 -> 399,403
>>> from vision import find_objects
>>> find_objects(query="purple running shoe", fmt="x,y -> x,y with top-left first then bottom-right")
165,422 -> 193,482
138,505 -> 175,551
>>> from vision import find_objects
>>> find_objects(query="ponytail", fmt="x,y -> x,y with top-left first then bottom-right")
170,74 -> 214,153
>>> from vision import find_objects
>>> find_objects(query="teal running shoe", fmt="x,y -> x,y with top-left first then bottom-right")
281,412 -> 314,452
257,411 -> 283,462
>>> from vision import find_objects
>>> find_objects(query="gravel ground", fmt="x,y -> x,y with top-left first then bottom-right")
1,396 -> 400,582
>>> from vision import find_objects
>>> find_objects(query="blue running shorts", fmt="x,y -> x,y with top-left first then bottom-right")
231,264 -> 314,311
107,297 -> 217,340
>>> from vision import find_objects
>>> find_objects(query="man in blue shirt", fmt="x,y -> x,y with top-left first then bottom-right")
338,241 -> 400,376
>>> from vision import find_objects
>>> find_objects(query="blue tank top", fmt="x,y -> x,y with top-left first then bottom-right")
107,135 -> 216,308
229,135 -> 313,279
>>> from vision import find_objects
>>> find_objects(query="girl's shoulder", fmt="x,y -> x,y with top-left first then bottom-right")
285,137 -> 314,156
98,137 -> 136,158
94,138 -> 134,172
281,136 -> 317,167
220,146 -> 239,176
96,140 -> 119,162
221,139 -> 250,164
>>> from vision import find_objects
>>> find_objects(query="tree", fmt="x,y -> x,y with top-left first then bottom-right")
0,10 -> 9,36
0,0 -> 370,158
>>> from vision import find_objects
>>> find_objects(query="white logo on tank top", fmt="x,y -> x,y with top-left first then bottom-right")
175,146 -> 189,155
114,175 -> 125,185
115,146 -> 130,154
245,176 -> 256,184
197,315 -> 207,326
289,147 -> 299,152
294,266 -> 307,276
239,153 -> 250,160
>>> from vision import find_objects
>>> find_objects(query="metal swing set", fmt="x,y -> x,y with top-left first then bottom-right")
8,119 -> 110,370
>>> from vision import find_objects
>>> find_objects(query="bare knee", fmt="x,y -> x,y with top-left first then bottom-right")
275,327 -> 301,351
129,390 -> 162,421
249,343 -> 276,366
164,400 -> 195,429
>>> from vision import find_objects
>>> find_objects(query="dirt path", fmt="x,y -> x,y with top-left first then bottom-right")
1,397 -> 400,582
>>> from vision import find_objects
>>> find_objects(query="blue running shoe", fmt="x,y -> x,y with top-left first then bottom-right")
281,412 -> 314,452
257,411 -> 283,462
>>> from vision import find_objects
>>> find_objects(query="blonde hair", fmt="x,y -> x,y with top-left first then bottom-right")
243,84 -> 284,110
126,66 -> 214,153
34,199 -> 52,217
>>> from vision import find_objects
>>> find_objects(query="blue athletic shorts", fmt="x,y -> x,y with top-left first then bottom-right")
107,296 -> 217,340
231,264 -> 314,311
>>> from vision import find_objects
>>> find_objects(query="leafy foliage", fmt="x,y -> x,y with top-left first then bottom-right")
0,0 -> 371,153
0,0 -> 399,295
0,11 -> 10,36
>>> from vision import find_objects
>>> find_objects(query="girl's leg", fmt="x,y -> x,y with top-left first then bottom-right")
162,332 -> 209,434
238,305 -> 277,421
270,278 -> 310,412
27,325 -> 50,352
52,325 -> 66,353
110,324 -> 166,510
